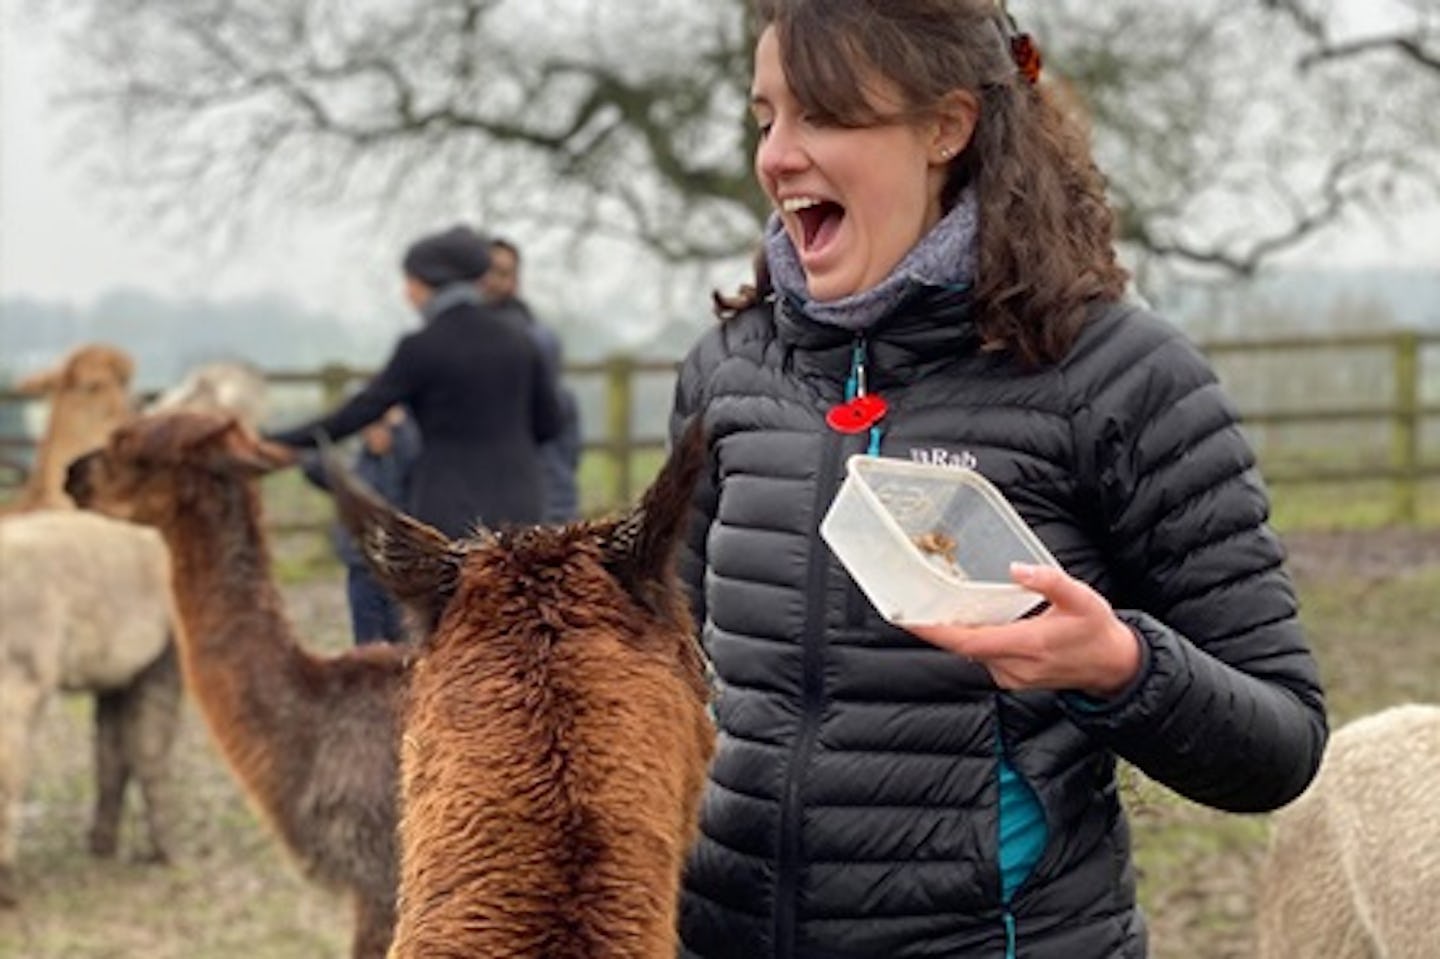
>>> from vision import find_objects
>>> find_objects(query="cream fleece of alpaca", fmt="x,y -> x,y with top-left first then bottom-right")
147,361 -> 267,427
0,510 -> 174,892
1256,703 -> 1440,959
0,511 -> 172,689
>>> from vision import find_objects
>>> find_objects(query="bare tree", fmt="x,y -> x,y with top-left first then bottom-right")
1031,0 -> 1438,284
34,0 -> 1440,282
1263,0 -> 1440,74
49,0 -> 762,263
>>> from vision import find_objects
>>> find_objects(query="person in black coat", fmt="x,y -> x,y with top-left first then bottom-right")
666,3 -> 1327,958
267,225 -> 562,538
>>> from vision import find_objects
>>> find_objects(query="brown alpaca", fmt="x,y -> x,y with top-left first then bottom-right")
327,418 -> 716,959
3,343 -> 135,513
65,412 -> 403,959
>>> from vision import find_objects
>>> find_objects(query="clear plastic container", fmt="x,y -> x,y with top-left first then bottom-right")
819,455 -> 1060,626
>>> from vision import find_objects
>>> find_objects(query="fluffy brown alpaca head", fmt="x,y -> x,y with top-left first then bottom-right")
64,411 -> 293,522
327,418 -> 715,958
327,416 -> 710,684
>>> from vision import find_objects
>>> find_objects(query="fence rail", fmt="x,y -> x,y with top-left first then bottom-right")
4,331 -> 1439,522
1199,329 -> 1440,521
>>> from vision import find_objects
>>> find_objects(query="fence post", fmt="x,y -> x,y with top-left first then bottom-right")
1391,330 -> 1420,524
319,363 -> 351,407
605,355 -> 635,509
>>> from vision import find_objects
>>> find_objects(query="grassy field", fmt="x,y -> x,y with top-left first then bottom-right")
2,520 -> 1438,957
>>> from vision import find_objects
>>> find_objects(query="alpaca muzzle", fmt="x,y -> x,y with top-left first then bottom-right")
64,453 -> 98,505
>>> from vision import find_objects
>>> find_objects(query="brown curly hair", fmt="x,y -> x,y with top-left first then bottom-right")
719,0 -> 1129,367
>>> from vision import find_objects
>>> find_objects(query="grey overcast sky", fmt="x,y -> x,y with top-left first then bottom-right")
2,1 -> 1436,328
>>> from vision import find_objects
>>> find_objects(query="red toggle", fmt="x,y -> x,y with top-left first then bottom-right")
826,394 -> 888,434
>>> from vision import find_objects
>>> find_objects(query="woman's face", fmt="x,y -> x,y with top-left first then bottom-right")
751,26 -> 958,302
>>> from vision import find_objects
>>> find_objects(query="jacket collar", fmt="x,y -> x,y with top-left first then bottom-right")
774,284 -> 982,390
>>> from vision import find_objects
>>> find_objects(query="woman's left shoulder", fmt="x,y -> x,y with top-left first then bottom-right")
1076,296 -> 1202,356
1066,297 -> 1217,394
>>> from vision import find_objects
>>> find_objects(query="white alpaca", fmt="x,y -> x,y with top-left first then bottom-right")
0,510 -> 180,907
1256,703 -> 1440,959
146,360 -> 268,427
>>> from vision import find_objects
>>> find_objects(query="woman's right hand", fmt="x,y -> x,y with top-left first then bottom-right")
903,562 -> 1143,699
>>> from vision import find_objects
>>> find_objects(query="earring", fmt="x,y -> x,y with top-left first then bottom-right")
939,146 -> 954,160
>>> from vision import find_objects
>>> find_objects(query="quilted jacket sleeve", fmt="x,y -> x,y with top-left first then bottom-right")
1062,309 -> 1327,813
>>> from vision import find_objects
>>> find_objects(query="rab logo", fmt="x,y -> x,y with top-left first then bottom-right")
910,447 -> 978,470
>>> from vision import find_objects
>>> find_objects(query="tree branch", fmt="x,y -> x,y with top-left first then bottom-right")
1300,34 -> 1440,73
1261,0 -> 1440,75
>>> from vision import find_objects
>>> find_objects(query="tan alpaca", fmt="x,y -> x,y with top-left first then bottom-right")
3,343 -> 135,514
328,418 -> 716,959
1256,703 -> 1440,959
66,412 -> 403,959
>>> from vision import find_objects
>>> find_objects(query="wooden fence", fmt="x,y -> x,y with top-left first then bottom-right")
1200,330 -> 1440,522
3,330 -> 1439,522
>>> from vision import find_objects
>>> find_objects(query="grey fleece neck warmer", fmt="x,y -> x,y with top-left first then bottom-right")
764,188 -> 980,331
420,282 -> 484,322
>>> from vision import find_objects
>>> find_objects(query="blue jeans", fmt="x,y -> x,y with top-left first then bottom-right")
346,565 -> 404,644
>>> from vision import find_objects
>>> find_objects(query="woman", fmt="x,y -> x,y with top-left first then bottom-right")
267,225 -> 562,539
668,2 -> 1327,957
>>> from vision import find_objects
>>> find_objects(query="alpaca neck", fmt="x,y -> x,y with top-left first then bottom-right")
157,472 -> 309,807
162,475 -> 289,650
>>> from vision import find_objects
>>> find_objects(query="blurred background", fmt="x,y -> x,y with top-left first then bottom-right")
4,0 -> 1439,516
1,1 -> 1437,956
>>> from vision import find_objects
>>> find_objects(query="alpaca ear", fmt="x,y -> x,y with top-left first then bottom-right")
219,426 -> 295,475
108,350 -> 136,389
602,415 -> 706,604
323,440 -> 463,633
14,366 -> 62,396
124,411 -> 238,463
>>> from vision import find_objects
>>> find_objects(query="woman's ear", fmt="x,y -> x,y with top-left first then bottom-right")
930,89 -> 981,163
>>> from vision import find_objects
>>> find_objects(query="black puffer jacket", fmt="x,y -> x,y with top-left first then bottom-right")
668,289 -> 1326,959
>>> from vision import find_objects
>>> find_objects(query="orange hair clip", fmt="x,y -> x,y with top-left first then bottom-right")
1010,33 -> 1042,85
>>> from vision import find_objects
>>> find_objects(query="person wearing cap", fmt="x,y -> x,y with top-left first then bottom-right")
267,224 -> 562,539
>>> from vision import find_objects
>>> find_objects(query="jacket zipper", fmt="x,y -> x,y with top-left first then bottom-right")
844,335 -> 882,625
774,424 -> 844,958
775,334 -> 870,957
995,698 -> 1051,959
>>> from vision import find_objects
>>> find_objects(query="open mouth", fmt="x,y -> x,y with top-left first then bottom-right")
785,198 -> 845,253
